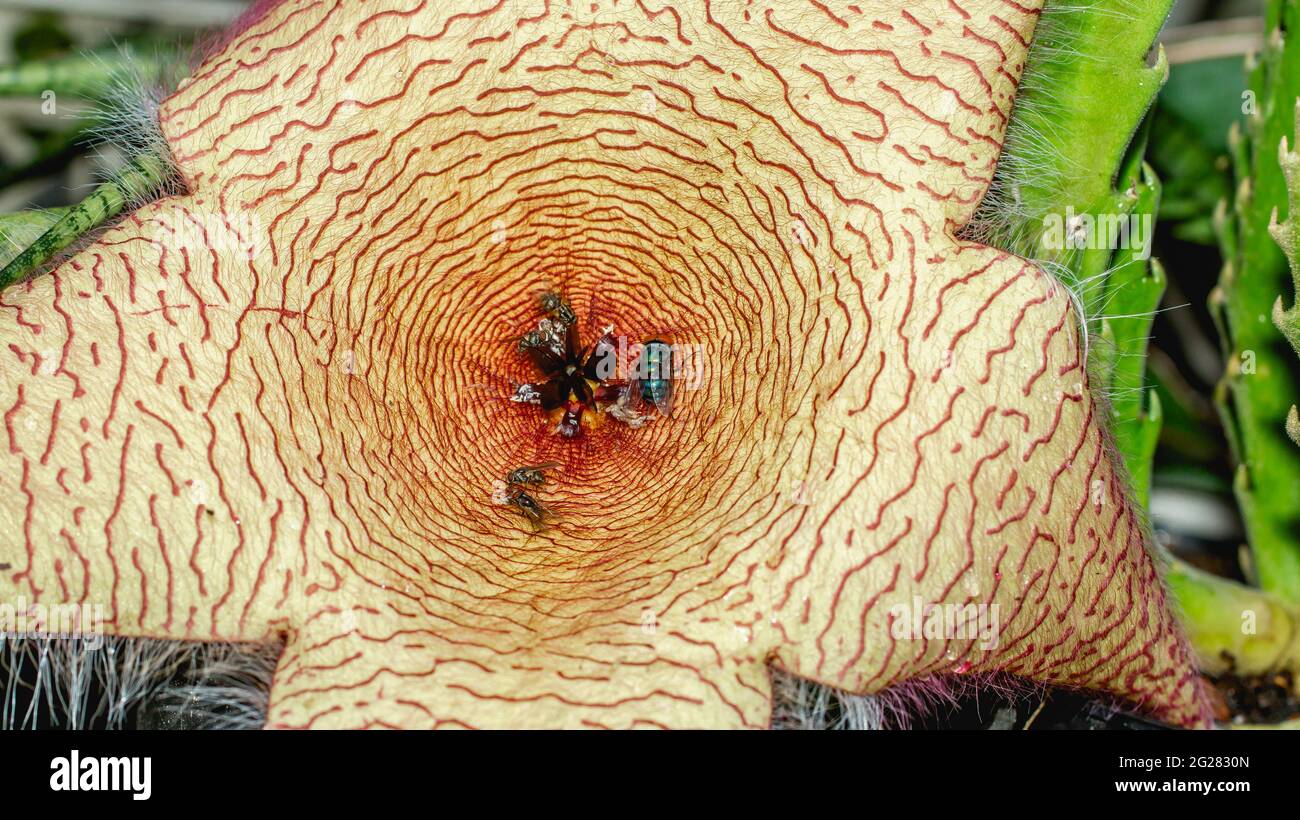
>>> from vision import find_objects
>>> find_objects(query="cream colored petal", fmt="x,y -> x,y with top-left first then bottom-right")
0,0 -> 1209,728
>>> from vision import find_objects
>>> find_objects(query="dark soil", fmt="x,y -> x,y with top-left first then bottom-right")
1209,669 -> 1300,725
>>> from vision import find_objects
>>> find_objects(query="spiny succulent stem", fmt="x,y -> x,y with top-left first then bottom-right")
1213,0 -> 1300,604
0,206 -> 69,269
1097,164 -> 1166,508
975,0 -> 1172,299
0,153 -> 168,292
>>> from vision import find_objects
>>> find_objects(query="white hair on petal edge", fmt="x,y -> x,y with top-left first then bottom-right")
874,672 -> 1047,728
964,1 -> 1150,244
769,669 -> 885,729
79,42 -> 186,204
961,0 -> 1157,345
151,642 -> 281,730
12,43 -> 190,275
769,670 -> 1056,730
1,635 -> 280,730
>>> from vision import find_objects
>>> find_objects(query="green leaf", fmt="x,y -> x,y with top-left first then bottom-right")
1159,55 -> 1248,155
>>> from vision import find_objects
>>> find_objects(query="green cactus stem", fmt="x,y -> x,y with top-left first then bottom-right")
1270,107 -> 1300,365
983,0 -> 1172,316
0,153 -> 169,291
0,49 -> 171,100
0,207 -> 68,270
1093,160 -> 1165,507
1211,0 -> 1300,604
1167,560 -> 1300,684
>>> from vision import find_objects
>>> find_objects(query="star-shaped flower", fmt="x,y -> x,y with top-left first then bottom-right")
0,0 -> 1209,728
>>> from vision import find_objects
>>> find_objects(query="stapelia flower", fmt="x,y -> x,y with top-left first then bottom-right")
0,0 -> 1210,728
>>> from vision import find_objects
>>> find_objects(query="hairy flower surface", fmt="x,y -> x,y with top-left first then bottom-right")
0,0 -> 1210,728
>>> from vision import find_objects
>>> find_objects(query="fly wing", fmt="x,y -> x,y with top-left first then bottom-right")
625,374 -> 644,412
593,382 -> 626,407
653,387 -> 673,418
657,345 -> 675,417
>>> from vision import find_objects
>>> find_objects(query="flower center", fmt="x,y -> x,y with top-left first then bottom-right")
512,292 -> 667,441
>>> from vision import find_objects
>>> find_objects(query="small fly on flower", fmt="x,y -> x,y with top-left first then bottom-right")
539,291 -> 577,326
507,462 -> 559,487
630,339 -> 674,417
506,486 -> 549,528
517,329 -> 545,352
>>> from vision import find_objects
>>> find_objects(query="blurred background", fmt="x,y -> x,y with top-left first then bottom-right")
0,1 -> 247,214
0,0 -> 1293,728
